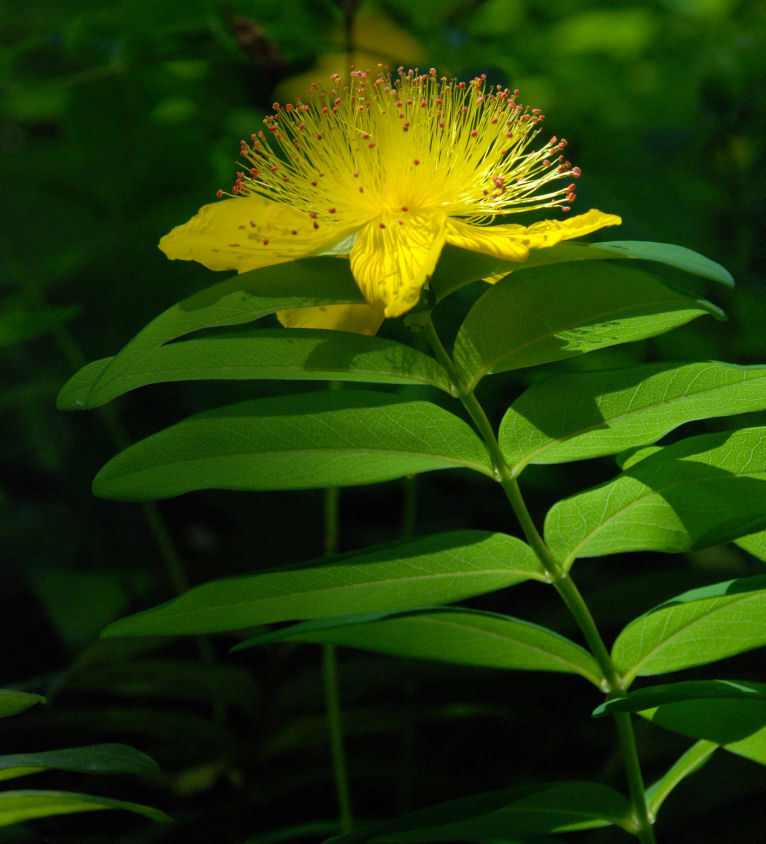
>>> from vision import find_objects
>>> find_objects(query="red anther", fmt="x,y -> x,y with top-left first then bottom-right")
482,189 -> 488,195
268,125 -> 278,132
549,136 -> 558,146
309,212 -> 318,219
435,98 -> 443,105
232,185 -> 239,194
397,219 -> 403,225
491,117 -> 498,124
353,170 -> 359,178
286,103 -> 293,112
359,186 -> 364,192
567,192 -> 576,202
439,121 -> 445,129
250,168 -> 258,176
513,89 -> 520,97
362,133 -> 370,140
401,206 -> 408,212
396,101 -> 403,108
328,207 -> 336,214
461,106 -> 468,113
499,149 -> 508,157
316,133 -> 323,140
311,181 -> 318,186
543,160 -> 551,167
420,100 -> 427,107
532,108 -> 542,115
471,130 -> 478,137
282,176 -> 289,182
334,98 -> 342,105
379,222 -> 386,229
567,183 -> 576,191
413,158 -> 420,165
216,189 -> 223,198
368,142 -> 375,148
475,96 -> 484,104
291,230 -> 298,235
272,102 -> 280,110
263,239 -> 269,245
250,133 -> 257,140
521,114 -> 529,122
562,206 -> 570,212
560,138 -> 568,146
299,123 -> 306,130
313,222 -> 319,229
238,224 -> 246,230
270,165 -> 279,173
572,167 -> 582,177
250,220 -> 256,227
358,105 -> 365,111
406,99 -> 413,105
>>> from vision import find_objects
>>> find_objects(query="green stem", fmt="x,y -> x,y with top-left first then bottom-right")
422,316 -> 655,842
323,642 -> 353,834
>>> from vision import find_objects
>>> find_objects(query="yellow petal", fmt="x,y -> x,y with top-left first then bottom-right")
277,303 -> 385,335
158,196 -> 352,274
350,213 -> 447,318
445,209 -> 622,262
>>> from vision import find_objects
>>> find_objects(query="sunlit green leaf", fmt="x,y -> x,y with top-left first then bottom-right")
73,257 -> 363,408
93,390 -> 493,501
0,744 -> 158,782
736,530 -> 766,562
544,428 -> 766,568
594,680 -> 766,717
57,329 -> 451,410
612,577 -> 766,683
102,532 -> 544,638
0,690 -> 45,719
499,361 -> 766,472
0,790 -> 170,827
326,780 -> 633,842
453,263 -> 720,391
645,740 -> 717,819
245,607 -> 603,687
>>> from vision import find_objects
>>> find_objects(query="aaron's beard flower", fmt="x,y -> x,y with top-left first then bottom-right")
160,68 -> 621,335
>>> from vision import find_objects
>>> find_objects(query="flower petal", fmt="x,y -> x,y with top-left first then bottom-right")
158,196 -> 353,274
350,213 -> 447,318
277,303 -> 385,335
445,209 -> 622,262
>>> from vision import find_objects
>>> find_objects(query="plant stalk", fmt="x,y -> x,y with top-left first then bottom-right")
422,316 -> 655,842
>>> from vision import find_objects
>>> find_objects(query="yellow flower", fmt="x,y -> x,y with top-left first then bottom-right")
160,68 -> 621,335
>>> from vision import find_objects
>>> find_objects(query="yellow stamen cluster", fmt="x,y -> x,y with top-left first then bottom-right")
224,67 -> 580,239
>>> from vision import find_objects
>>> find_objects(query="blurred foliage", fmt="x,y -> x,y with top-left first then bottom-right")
1,1 -> 765,842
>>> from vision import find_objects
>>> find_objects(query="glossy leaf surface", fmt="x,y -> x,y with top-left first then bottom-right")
0,690 -> 45,719
326,780 -> 632,842
499,361 -> 766,472
453,263 -> 719,391
0,790 -> 170,827
249,607 -> 603,687
93,391 -> 493,501
645,740 -> 717,819
58,329 -> 451,410
102,532 -> 543,637
612,577 -> 766,682
545,428 -> 766,568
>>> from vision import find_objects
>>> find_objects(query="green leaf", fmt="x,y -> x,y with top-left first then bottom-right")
248,607 -> 603,688
58,329 -> 452,410
640,692 -> 766,767
0,790 -> 170,827
0,744 -> 159,782
66,256 -> 363,410
0,690 -> 45,719
544,428 -> 766,568
453,263 -> 720,391
429,239 -> 733,303
593,680 -> 766,717
326,781 -> 633,842
611,576 -> 766,683
0,301 -> 80,349
93,390 -> 493,501
101,531 -> 545,638
645,740 -> 717,819
736,530 -> 766,562
499,361 -> 766,472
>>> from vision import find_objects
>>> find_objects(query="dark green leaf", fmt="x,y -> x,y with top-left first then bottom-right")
453,263 -> 720,391
0,790 -> 170,827
326,780 -> 633,842
0,690 -> 45,719
57,329 -> 452,410
102,532 -> 544,637
612,577 -> 766,682
544,428 -> 766,568
499,361 -> 766,472
594,680 -> 766,717
0,744 -> 158,782
645,740 -> 717,819
0,301 -> 80,349
68,256 -> 363,409
93,390 -> 493,501
250,607 -> 603,687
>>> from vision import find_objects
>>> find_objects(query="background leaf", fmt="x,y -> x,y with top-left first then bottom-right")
499,361 -> 766,472
101,532 -> 544,637
93,390 -> 493,501
453,262 -> 720,391
326,780 -> 633,842
645,740 -> 718,819
545,428 -> 766,567
0,790 -> 170,827
611,577 -> 766,682
58,329 -> 452,410
0,690 -> 45,719
0,744 -> 159,782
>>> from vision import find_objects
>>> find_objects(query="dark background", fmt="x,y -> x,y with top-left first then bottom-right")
2,1 -> 765,842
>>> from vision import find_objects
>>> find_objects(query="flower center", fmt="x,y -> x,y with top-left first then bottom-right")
222,67 -> 580,236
